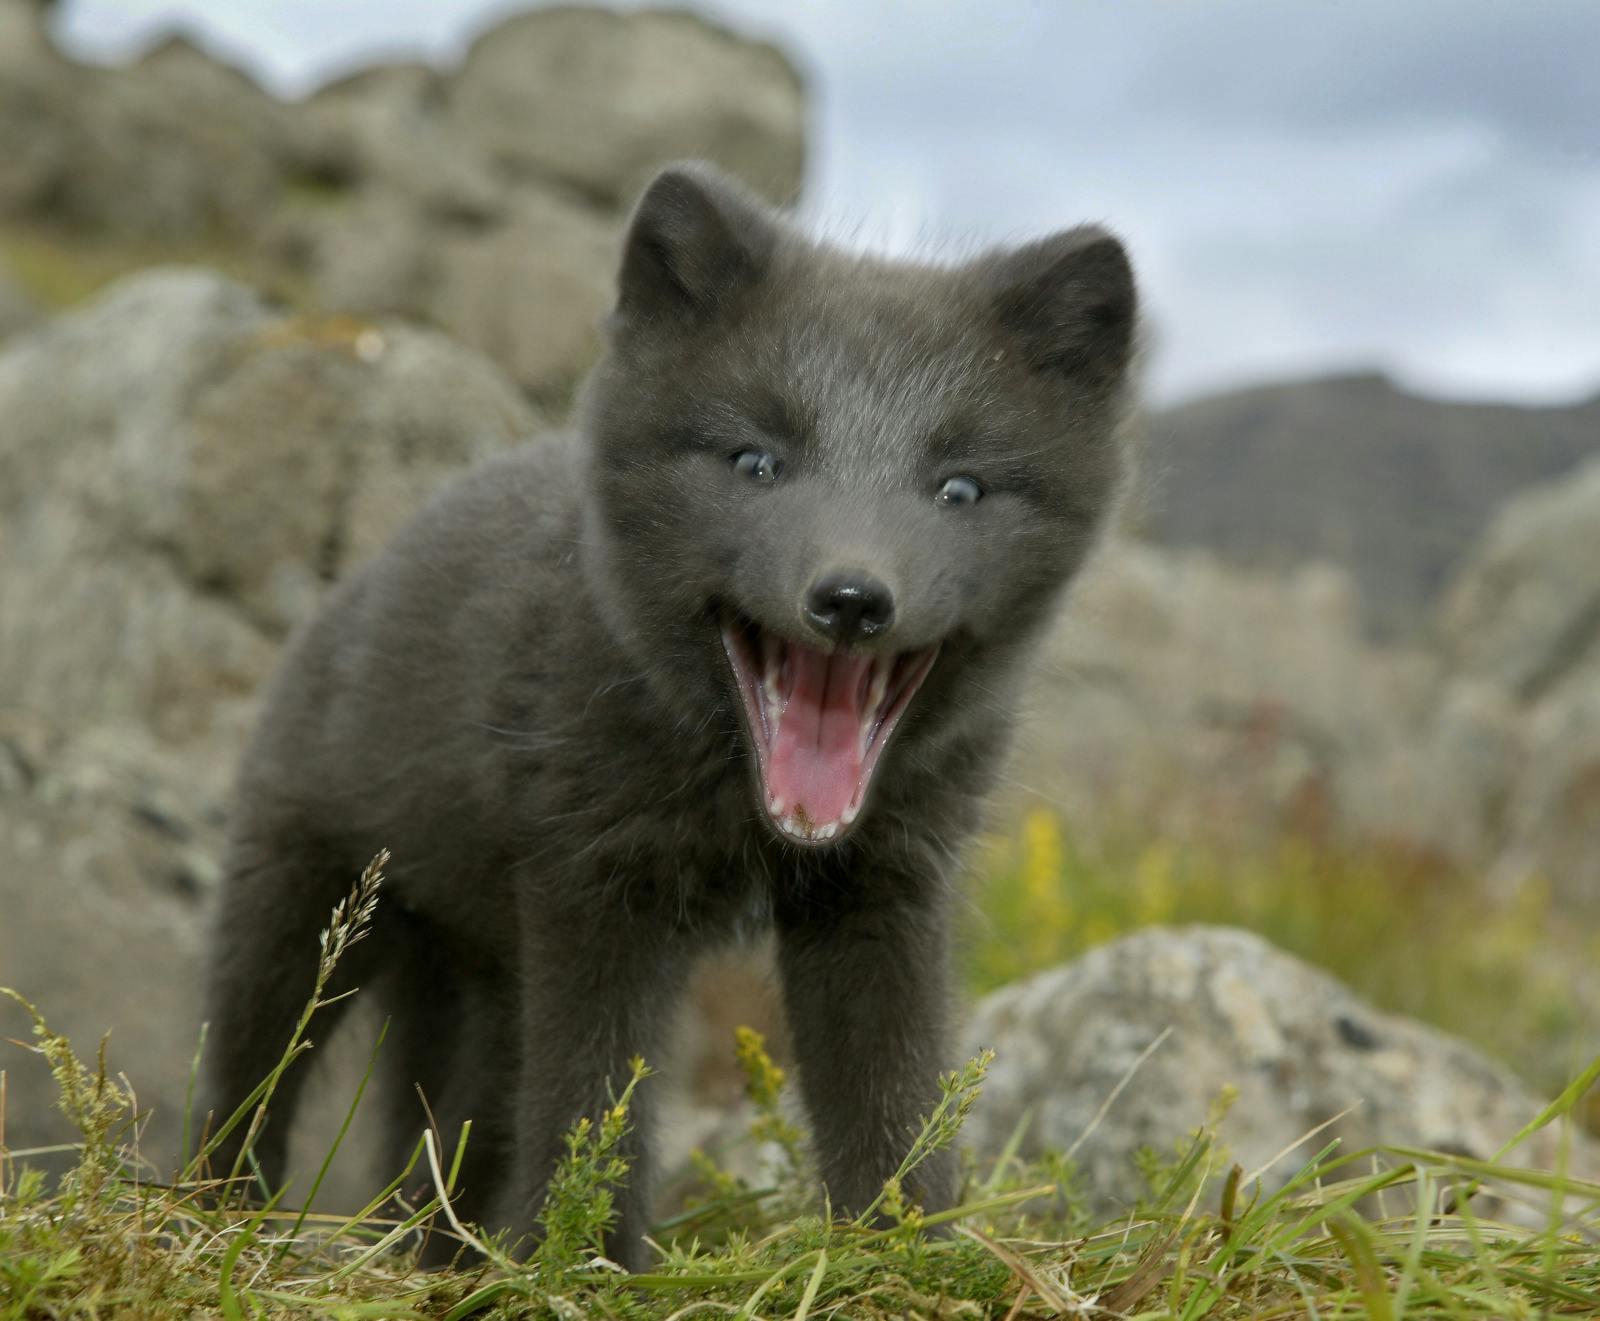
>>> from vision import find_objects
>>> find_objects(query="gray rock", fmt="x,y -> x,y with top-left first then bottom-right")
1008,524 -> 1598,894
308,184 -> 618,402
301,191 -> 436,321
428,187 -> 619,403
0,712 -> 387,1204
0,716 -> 217,1181
0,11 -> 91,220
1382,678 -> 1527,863
298,62 -> 503,225
448,6 -> 806,207
0,267 -> 542,756
0,30 -> 300,240
1436,457 -> 1600,705
960,926 -> 1596,1223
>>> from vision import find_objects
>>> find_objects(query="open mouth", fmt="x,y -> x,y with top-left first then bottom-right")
721,619 -> 939,845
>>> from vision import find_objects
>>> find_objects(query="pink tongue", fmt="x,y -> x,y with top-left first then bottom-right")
767,646 -> 874,827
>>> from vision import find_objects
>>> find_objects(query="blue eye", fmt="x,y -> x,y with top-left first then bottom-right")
731,450 -> 783,483
936,475 -> 983,507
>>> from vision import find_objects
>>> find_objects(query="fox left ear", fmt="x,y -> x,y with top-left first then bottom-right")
982,226 -> 1137,381
612,162 -> 777,331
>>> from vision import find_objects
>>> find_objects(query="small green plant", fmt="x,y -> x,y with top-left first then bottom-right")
533,1058 -> 651,1282
734,1024 -> 809,1179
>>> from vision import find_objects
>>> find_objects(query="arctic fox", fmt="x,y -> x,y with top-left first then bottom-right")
202,162 -> 1138,1268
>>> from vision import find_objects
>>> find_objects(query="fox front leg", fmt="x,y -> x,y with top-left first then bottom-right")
501,889 -> 689,1272
773,875 -> 957,1221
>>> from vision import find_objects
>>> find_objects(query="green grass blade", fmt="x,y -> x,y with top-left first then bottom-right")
1493,1053 -> 1600,1162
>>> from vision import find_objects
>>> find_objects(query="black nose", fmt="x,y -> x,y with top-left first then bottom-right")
803,571 -> 895,643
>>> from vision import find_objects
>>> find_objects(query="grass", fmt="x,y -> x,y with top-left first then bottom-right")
2,851 -> 1598,1318
967,808 -> 1600,1134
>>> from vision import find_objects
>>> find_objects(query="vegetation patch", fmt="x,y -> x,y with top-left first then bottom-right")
2,853 -> 1597,1318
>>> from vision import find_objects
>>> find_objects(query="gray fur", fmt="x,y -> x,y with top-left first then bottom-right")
201,162 -> 1138,1268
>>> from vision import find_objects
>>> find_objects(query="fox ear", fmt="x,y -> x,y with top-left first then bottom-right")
613,163 -> 776,328
983,226 -> 1137,380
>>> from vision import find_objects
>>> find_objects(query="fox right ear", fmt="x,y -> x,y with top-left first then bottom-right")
982,225 -> 1138,382
613,163 -> 777,329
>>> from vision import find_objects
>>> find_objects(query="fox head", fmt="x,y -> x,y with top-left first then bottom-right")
579,163 -> 1138,847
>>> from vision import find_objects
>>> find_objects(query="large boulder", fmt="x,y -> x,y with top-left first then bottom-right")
448,6 -> 806,207
0,267 -> 542,761
961,926 -> 1596,1221
426,187 -> 619,405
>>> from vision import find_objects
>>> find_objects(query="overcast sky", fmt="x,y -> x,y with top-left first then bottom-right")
56,0 -> 1600,407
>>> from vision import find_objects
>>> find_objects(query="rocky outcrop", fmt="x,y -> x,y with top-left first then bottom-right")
961,926 -> 1596,1222
1016,454 -> 1600,905
1014,545 -> 1439,848
1017,543 -> 1478,857
0,2 -> 805,402
0,24 -> 298,240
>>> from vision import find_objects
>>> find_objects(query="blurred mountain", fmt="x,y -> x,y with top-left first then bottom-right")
1141,372 -> 1600,637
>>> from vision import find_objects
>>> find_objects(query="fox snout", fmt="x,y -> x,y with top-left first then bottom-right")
802,570 -> 896,644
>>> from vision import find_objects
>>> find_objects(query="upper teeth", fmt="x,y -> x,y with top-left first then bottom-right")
761,635 -> 786,724
859,654 -> 892,756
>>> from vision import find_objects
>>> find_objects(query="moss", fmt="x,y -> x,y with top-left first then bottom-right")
0,222 -> 317,315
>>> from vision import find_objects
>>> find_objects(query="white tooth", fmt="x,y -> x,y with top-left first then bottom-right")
769,796 -> 786,816
762,638 -> 785,717
818,822 -> 837,840
860,657 -> 891,755
868,656 -> 890,711
841,802 -> 859,826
